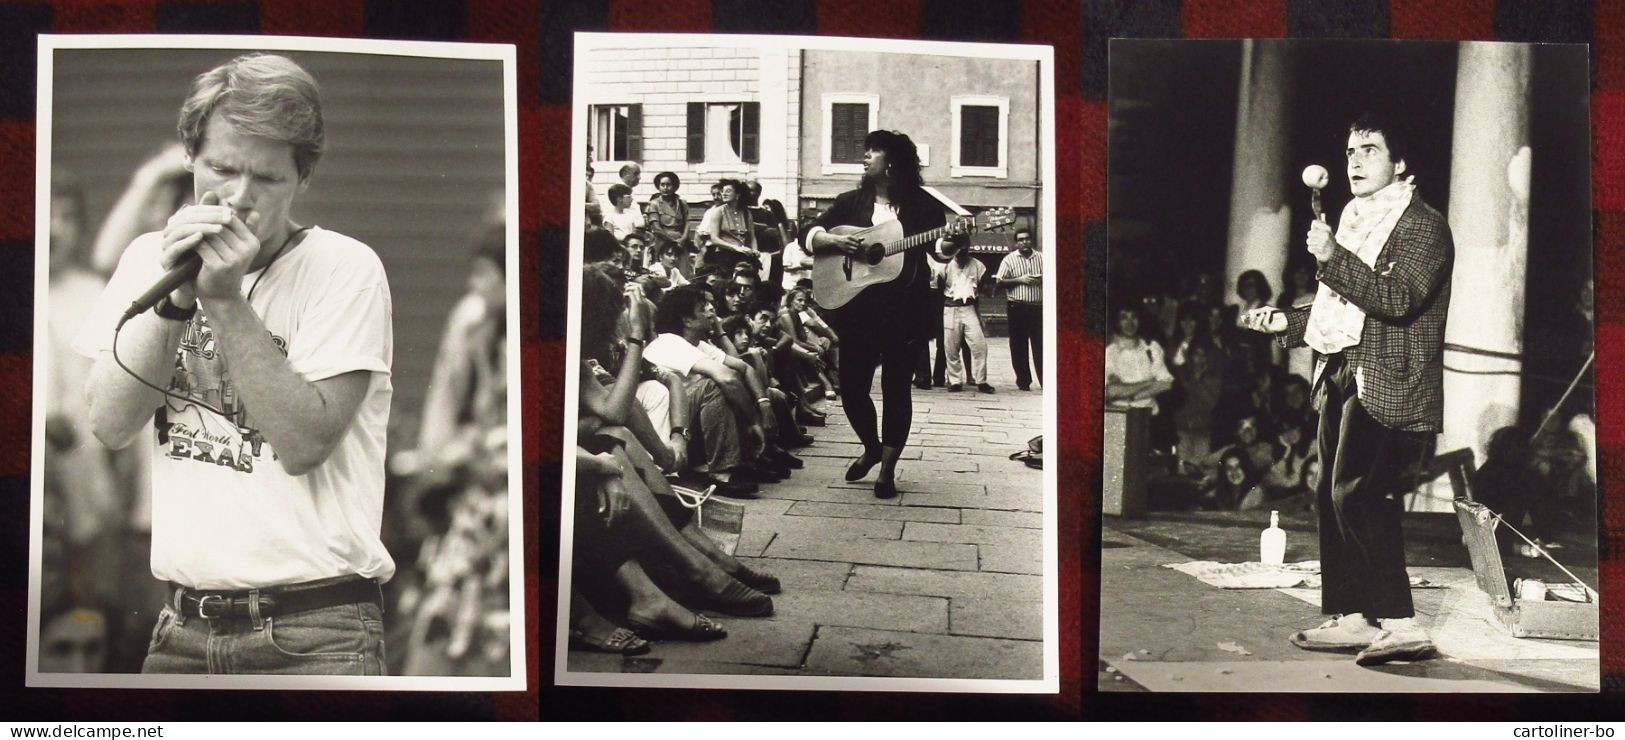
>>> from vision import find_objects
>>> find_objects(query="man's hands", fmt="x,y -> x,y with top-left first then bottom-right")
1306,218 -> 1336,263
1240,306 -> 1287,334
160,191 -> 263,304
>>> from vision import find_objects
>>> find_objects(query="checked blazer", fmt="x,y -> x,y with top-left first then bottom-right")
1278,196 -> 1454,433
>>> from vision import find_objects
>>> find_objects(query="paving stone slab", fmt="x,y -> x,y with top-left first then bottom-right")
756,484 -> 905,506
766,589 -> 950,634
788,501 -> 960,524
738,557 -> 854,592
899,492 -> 1041,513
611,616 -> 816,669
830,480 -> 987,497
951,597 -> 1044,640
979,543 -> 1044,575
962,509 -> 1044,529
804,626 -> 1042,680
747,513 -> 904,542
905,522 -> 1043,548
764,532 -> 979,570
846,566 -> 1042,601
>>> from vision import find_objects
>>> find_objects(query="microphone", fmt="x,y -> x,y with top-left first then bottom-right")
119,251 -> 202,327
1301,164 -> 1329,222
118,191 -> 226,327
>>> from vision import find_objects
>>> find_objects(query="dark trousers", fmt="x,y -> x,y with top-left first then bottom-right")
1317,354 -> 1431,619
1007,301 -> 1042,387
840,336 -> 920,452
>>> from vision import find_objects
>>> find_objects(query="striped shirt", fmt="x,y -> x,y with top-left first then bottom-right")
997,249 -> 1043,304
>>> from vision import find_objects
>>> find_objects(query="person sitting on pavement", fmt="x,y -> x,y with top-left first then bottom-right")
644,284 -> 795,497
571,265 -> 778,651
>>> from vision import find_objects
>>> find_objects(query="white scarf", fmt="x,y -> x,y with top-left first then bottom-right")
1303,177 -> 1416,354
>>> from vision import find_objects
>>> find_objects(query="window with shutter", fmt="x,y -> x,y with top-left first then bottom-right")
592,104 -> 634,161
950,96 -> 1007,177
686,102 -> 705,163
831,103 -> 866,164
960,105 -> 999,168
687,101 -> 757,165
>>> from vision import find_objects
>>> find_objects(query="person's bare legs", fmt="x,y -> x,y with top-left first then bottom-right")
609,445 -> 738,594
615,560 -> 715,632
616,434 -> 776,589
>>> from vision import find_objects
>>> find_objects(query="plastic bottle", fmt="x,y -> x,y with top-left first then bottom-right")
1260,510 -> 1285,566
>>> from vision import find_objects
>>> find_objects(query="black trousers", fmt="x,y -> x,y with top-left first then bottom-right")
1317,354 -> 1432,619
840,335 -> 920,452
1007,301 -> 1043,387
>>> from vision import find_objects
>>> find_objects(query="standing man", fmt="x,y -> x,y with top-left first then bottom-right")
645,171 -> 690,266
996,227 -> 1043,391
1242,113 -> 1451,666
942,244 -> 993,394
75,53 -> 394,675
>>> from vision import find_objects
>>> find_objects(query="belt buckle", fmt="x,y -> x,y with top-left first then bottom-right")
195,594 -> 229,620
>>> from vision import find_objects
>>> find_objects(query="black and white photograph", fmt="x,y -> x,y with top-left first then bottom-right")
558,33 -> 1057,691
29,36 -> 523,689
1100,39 -> 1597,692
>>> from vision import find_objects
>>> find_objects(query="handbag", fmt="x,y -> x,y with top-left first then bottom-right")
1009,435 -> 1042,469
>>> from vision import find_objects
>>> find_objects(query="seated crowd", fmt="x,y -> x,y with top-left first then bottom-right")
1107,268 -> 1322,512
571,170 -> 836,654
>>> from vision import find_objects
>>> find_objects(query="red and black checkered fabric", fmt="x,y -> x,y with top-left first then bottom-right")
0,0 -> 1618,722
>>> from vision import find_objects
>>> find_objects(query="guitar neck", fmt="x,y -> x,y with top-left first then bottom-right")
883,225 -> 949,257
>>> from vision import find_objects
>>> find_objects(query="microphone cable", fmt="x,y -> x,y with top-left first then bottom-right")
107,225 -> 309,421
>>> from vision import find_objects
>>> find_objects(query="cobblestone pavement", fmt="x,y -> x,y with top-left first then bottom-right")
569,347 -> 1048,679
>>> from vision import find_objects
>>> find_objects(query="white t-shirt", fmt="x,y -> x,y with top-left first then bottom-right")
643,333 -> 726,377
74,227 -> 395,589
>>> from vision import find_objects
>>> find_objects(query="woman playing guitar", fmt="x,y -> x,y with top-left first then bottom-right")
804,130 -> 960,499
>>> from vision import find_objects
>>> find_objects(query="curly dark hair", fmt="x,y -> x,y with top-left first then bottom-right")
654,284 -> 712,336
862,129 -> 923,194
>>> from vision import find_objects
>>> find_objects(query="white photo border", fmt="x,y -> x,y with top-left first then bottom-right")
556,31 -> 1059,694
28,33 -> 526,692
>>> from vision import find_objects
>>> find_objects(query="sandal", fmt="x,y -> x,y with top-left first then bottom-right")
569,627 -> 652,655
626,613 -> 728,642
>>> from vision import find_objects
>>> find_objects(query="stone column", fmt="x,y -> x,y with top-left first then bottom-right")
1434,42 -> 1531,510
1225,40 -> 1292,310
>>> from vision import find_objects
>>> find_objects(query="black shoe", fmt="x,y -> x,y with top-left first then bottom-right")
782,432 -> 816,448
733,563 -> 782,595
845,454 -> 880,482
713,479 -> 760,498
874,479 -> 898,499
1017,383 -> 1031,391
796,409 -> 827,427
948,384 -> 963,393
977,383 -> 996,394
695,579 -> 774,617
767,449 -> 805,469
744,462 -> 788,482
913,380 -> 931,390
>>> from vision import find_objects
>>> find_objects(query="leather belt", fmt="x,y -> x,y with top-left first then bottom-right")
170,575 -> 382,620
944,298 -> 975,307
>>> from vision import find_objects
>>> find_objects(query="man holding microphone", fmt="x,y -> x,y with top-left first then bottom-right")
1241,113 -> 1452,667
74,53 -> 395,675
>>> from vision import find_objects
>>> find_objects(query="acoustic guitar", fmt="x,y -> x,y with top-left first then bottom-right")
811,207 -> 1015,310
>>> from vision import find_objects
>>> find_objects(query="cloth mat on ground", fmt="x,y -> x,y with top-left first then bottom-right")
1163,560 -> 1439,590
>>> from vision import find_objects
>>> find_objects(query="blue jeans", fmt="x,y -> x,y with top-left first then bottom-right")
141,592 -> 386,675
